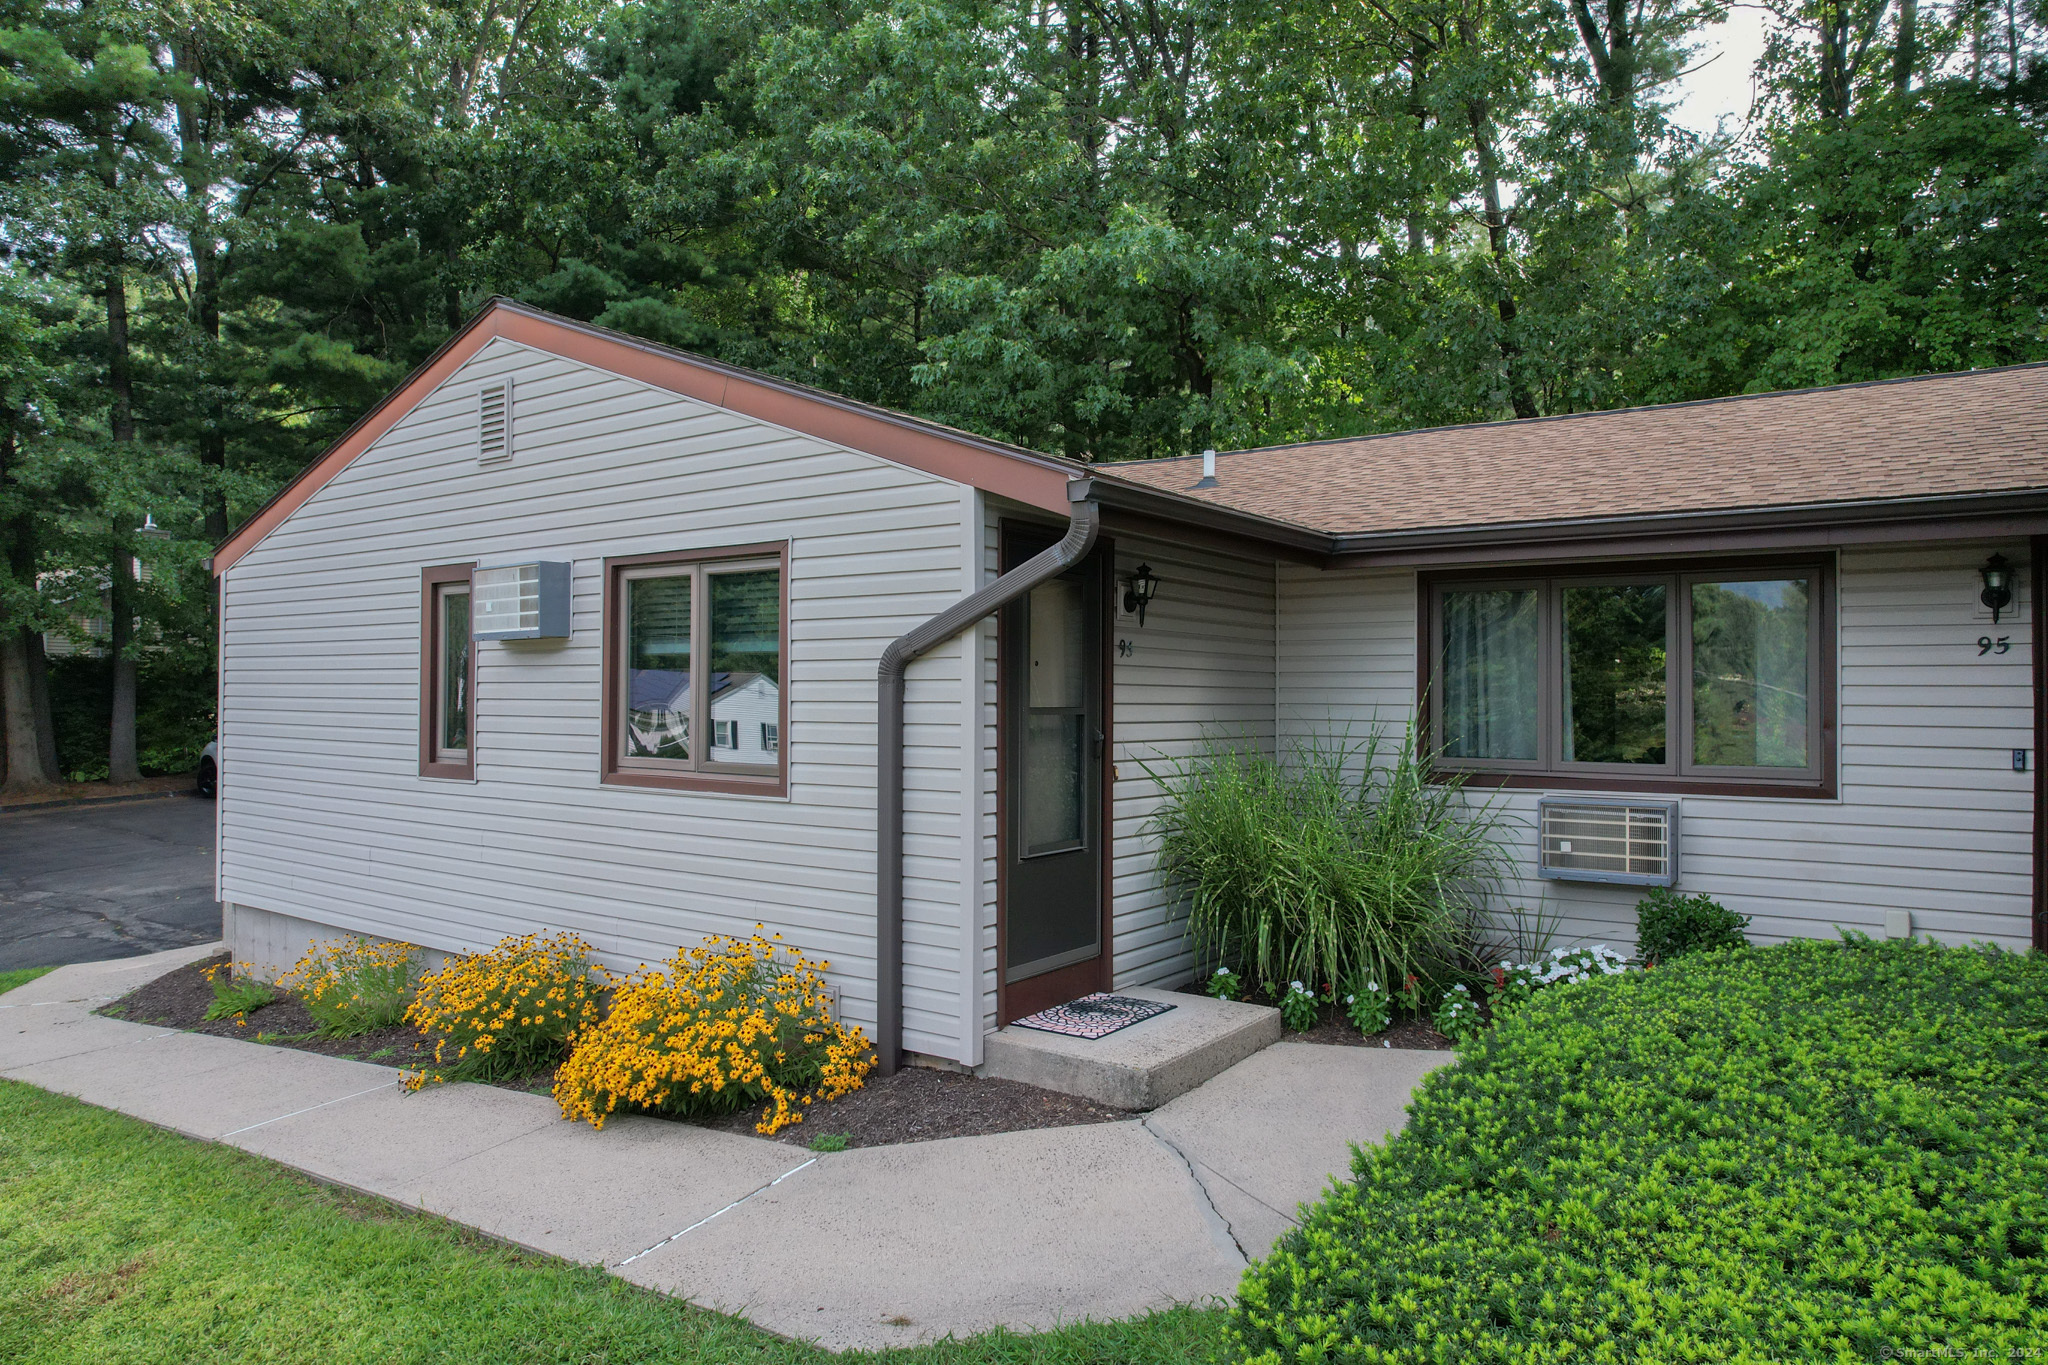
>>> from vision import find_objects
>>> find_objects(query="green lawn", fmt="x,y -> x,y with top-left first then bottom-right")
0,1081 -> 1224,1363
0,965 -> 55,997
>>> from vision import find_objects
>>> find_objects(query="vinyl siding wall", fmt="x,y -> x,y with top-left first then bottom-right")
219,338 -> 985,1060
1275,541 -> 2037,951
1107,536 -> 1279,990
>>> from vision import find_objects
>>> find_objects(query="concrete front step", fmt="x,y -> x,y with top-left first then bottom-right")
978,987 -> 1282,1110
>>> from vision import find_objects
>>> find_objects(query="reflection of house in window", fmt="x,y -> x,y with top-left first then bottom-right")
627,668 -> 692,759
626,669 -> 780,763
711,672 -> 779,761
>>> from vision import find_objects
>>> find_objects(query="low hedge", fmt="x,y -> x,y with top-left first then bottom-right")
1233,937 -> 2048,1363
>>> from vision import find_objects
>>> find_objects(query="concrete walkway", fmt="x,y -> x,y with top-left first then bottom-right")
0,945 -> 1452,1352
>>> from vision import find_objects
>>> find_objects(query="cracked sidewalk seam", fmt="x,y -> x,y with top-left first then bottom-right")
1140,1115 -> 1257,1264
614,1156 -> 818,1268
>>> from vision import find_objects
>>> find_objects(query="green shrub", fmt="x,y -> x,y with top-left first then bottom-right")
1147,723 -> 1510,996
1232,937 -> 2048,1363
1636,886 -> 1750,964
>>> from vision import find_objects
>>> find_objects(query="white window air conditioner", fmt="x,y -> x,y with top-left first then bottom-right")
472,561 -> 570,641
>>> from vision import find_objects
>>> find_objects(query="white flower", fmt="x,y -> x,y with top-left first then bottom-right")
1214,966 -> 1231,976
1368,982 -> 1380,993
1345,994 -> 1355,1004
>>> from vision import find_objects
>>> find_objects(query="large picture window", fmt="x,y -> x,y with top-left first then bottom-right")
1425,559 -> 1832,794
420,563 -> 475,779
602,544 -> 787,795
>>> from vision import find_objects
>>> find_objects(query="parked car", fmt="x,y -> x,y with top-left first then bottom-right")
198,739 -> 219,798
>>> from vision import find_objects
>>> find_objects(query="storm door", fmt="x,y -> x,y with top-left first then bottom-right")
998,526 -> 1109,1022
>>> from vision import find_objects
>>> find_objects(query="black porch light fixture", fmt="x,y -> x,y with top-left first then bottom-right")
1124,564 -> 1160,626
1981,553 -> 2014,624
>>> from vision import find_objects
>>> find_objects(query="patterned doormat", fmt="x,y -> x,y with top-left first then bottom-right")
1010,993 -> 1176,1040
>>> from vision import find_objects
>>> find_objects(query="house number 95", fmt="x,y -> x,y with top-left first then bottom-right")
1978,636 -> 2012,655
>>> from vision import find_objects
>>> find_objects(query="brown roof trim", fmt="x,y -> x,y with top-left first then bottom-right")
1325,488 -> 2048,564
1070,476 -> 1331,559
1098,359 -> 2048,470
1070,479 -> 2048,567
212,299 -> 1080,574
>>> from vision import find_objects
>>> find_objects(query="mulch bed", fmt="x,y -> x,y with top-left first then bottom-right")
697,1064 -> 1128,1150
1177,982 -> 1455,1051
98,954 -> 440,1069
99,956 -> 1131,1147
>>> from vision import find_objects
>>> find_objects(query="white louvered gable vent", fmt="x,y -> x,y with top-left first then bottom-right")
1537,798 -> 1679,887
478,381 -> 512,465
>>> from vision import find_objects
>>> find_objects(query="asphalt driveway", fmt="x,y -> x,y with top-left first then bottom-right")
0,796 -> 221,971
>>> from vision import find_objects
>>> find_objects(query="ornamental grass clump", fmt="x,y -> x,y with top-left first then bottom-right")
553,929 -> 872,1135
1233,936 -> 2048,1362
1148,722 -> 1510,996
276,936 -> 421,1038
402,931 -> 608,1090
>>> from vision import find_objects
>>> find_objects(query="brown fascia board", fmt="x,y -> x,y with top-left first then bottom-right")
1321,488 -> 2048,567
1068,479 -> 2048,568
1070,475 -> 1333,563
486,301 -> 1081,494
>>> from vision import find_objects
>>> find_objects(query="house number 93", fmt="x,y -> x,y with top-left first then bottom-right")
1978,636 -> 2012,655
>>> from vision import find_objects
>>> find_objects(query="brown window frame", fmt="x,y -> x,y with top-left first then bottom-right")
601,542 -> 790,797
1420,554 -> 1837,799
419,563 -> 476,779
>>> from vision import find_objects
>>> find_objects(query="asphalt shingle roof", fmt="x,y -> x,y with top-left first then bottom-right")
1095,364 -> 2048,536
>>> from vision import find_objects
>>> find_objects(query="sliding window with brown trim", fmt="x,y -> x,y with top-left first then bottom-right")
1420,556 -> 1836,797
420,563 -> 476,779
600,543 -> 789,796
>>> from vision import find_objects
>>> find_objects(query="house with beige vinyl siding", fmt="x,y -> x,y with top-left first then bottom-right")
209,298 -> 2048,1074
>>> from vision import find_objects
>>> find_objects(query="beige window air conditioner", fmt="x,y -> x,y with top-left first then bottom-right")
1537,798 -> 1679,887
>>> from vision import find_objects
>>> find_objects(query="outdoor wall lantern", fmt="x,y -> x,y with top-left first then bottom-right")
1980,553 -> 2014,624
1124,564 -> 1160,626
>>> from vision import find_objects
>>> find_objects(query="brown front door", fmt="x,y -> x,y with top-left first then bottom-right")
998,525 -> 1110,1022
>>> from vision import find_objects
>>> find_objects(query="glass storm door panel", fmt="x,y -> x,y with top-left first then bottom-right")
1000,537 -> 1105,1015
